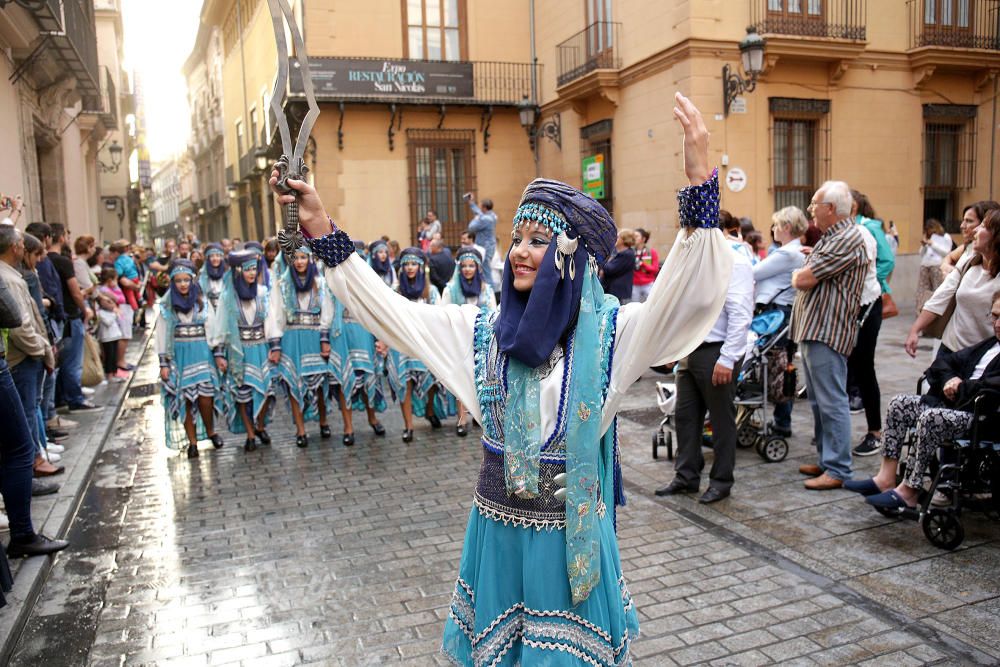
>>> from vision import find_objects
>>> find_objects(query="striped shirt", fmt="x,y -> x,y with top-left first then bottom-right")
791,218 -> 868,356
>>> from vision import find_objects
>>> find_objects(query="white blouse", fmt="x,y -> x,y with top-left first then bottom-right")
266,274 -> 334,340
324,227 -> 733,436
154,305 -> 224,357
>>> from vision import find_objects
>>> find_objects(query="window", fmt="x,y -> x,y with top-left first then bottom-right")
923,0 -> 971,28
235,119 -> 244,158
249,106 -> 258,149
768,0 -> 823,16
769,98 -> 831,214
406,129 -> 476,246
403,0 -> 465,61
922,104 -> 977,229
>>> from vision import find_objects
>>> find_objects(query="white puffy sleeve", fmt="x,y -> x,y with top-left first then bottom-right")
324,254 -> 482,422
319,285 -> 334,331
155,307 -> 169,359
266,280 -> 285,342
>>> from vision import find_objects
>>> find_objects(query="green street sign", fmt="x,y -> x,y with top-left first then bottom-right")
582,154 -> 605,199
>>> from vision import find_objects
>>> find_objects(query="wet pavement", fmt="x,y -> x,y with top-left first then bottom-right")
8,313 -> 1000,666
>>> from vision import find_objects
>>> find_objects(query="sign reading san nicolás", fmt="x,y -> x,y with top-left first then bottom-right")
290,57 -> 475,100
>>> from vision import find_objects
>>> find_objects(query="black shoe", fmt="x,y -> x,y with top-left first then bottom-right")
427,414 -> 442,429
699,487 -> 730,504
256,429 -> 272,445
296,434 -> 309,448
187,444 -> 199,459
342,433 -> 355,447
655,480 -> 698,496
370,421 -> 386,437
456,423 -> 468,437
852,433 -> 881,457
402,429 -> 413,443
320,425 -> 332,439
244,437 -> 258,452
7,534 -> 70,558
209,433 -> 224,449
31,478 -> 60,497
849,396 -> 864,414
767,420 -> 792,438
47,427 -> 70,439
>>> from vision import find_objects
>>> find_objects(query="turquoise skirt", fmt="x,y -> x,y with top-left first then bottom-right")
441,506 -> 639,666
334,320 -> 388,413
386,349 -> 455,419
226,340 -> 276,433
276,326 -> 334,421
160,337 -> 225,449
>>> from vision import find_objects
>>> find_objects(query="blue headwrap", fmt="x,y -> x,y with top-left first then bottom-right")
228,250 -> 259,301
397,247 -> 427,301
368,240 -> 393,278
447,246 -> 487,304
494,178 -> 621,607
202,243 -> 226,280
281,246 -> 321,324
168,259 -> 200,314
242,241 -> 270,288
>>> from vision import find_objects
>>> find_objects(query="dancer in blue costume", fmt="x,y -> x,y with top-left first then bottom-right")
156,259 -> 226,459
271,245 -> 338,448
368,240 -> 397,288
385,247 -> 455,443
442,246 -> 496,438
198,243 -> 227,311
215,250 -> 279,452
273,93 -> 732,666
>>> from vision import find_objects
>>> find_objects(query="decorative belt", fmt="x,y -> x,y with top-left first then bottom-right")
239,325 -> 265,342
474,449 -> 567,530
290,312 -> 321,327
175,324 -> 206,339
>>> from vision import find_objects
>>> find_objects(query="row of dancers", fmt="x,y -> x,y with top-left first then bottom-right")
155,240 -> 494,458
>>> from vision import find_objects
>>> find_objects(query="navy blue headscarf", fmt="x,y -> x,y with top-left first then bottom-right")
228,250 -> 259,301
368,240 -> 393,278
168,259 -> 200,314
495,178 -> 617,368
397,247 -> 426,301
203,243 -> 226,280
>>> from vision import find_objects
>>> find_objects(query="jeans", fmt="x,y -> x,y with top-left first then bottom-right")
800,340 -> 852,481
631,283 -> 654,303
773,400 -> 793,430
42,365 -> 57,421
0,358 -> 37,541
56,317 -> 85,407
9,358 -> 42,453
482,243 -> 497,291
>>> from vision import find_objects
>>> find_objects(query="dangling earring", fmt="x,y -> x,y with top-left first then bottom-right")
555,232 -> 579,280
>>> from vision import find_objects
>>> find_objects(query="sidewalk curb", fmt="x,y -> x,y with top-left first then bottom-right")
0,326 -> 155,664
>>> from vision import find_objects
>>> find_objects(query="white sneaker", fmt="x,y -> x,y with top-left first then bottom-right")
98,380 -> 109,387
46,443 -> 65,454
44,450 -> 61,463
0,512 -> 8,531
931,490 -> 951,507
81,387 -> 95,396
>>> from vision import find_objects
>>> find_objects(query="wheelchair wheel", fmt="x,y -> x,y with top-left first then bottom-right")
652,430 -> 672,460
757,436 -> 788,463
922,510 -> 965,550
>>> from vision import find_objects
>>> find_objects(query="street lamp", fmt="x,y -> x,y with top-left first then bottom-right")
722,27 -> 767,117
227,183 -> 239,200
97,140 -> 124,173
517,95 -> 562,152
254,146 -> 270,173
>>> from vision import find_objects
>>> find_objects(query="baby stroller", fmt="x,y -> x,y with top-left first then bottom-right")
734,309 -> 794,463
651,380 -> 677,459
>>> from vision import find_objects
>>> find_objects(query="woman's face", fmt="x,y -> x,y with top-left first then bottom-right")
174,274 -> 192,296
265,247 -> 278,262
509,226 -> 552,292
773,223 -> 793,245
375,248 -> 388,262
403,262 -> 420,279
961,208 -> 981,243
972,222 -> 994,258
460,259 -> 477,280
242,265 -> 258,284
293,253 -> 310,273
25,249 -> 42,270
208,253 -> 223,268
633,232 -> 644,249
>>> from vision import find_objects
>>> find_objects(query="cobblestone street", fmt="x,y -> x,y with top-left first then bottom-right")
8,315 -> 1000,666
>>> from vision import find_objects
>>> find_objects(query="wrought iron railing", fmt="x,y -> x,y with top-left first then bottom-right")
100,66 -> 117,126
20,0 -> 100,96
556,22 -> 622,87
750,0 -> 867,41
908,0 -> 1000,50
289,57 -> 539,106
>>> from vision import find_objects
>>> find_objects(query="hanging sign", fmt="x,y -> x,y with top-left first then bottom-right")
582,154 -> 605,199
725,167 -> 747,193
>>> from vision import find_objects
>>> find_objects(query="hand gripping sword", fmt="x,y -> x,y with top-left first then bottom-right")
266,0 -> 320,261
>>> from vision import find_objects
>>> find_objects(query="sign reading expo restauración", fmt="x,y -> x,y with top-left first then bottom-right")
302,57 -> 475,100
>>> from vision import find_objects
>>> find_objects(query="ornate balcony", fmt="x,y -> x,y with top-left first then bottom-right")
906,0 -> 1000,86
556,22 -> 621,88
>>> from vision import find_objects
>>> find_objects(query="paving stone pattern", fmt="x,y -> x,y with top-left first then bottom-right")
9,314 -> 1000,665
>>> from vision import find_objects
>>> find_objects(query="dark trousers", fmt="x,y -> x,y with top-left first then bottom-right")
847,297 -> 883,432
0,358 -> 37,542
673,342 -> 742,492
101,341 -> 118,375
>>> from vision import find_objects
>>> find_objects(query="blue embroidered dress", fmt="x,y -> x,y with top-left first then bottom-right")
332,304 -> 388,413
314,174 -> 732,666
156,295 -> 226,450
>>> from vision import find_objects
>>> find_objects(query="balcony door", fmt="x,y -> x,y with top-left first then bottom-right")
403,0 -> 467,61
922,0 -> 973,46
767,0 -> 825,34
585,0 -> 614,67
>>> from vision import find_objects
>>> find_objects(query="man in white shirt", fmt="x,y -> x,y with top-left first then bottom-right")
656,247 -> 754,503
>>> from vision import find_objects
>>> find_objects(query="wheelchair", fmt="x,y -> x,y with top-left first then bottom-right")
882,386 -> 1000,551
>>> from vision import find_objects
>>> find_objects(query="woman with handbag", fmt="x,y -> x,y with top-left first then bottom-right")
906,209 -> 1000,360
270,92 -> 732,666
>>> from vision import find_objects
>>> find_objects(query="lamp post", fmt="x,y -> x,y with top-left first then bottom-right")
97,140 -> 124,173
254,147 -> 270,173
518,95 -> 562,177
722,27 -> 766,117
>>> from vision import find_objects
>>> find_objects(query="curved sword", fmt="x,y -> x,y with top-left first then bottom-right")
266,0 -> 320,261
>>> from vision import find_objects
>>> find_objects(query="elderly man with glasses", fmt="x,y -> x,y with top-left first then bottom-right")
791,182 -> 869,490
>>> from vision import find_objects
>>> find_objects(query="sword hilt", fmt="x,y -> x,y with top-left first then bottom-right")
274,154 -> 308,260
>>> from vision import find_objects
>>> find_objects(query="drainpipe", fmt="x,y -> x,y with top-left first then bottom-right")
529,0 -> 540,177
990,75 -> 997,201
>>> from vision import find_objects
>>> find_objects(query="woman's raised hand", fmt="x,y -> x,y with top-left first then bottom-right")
672,92 -> 710,186
268,168 -> 332,239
